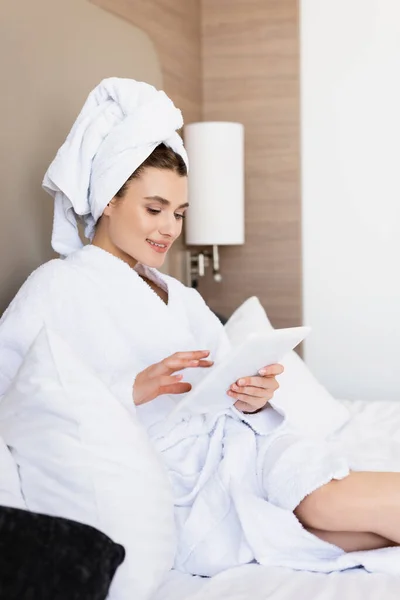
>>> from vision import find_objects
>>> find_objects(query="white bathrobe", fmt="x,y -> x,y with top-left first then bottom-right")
3,245 -> 395,577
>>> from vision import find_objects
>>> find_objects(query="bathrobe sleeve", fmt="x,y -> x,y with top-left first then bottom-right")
0,263 -> 58,401
183,286 -> 232,363
183,286 -> 284,435
0,259 -> 138,411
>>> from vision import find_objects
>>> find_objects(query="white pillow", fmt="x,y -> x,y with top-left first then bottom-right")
0,436 -> 26,509
224,297 -> 350,437
0,327 -> 175,600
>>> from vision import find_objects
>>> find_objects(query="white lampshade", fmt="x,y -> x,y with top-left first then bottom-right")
184,122 -> 245,246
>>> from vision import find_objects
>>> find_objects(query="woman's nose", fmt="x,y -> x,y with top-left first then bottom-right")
159,213 -> 177,237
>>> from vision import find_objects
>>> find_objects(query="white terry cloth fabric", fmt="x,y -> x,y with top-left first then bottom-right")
42,78 -> 188,256
1,245 -> 400,577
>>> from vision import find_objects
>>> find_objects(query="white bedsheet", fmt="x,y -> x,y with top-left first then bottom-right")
153,399 -> 400,600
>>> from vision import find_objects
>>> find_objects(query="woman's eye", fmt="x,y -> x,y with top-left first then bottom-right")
147,208 -> 185,220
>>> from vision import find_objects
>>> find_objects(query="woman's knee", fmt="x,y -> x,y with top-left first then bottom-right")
294,480 -> 342,530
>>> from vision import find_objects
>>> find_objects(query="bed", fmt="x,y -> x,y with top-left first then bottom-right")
1,298 -> 399,598
153,399 -> 400,600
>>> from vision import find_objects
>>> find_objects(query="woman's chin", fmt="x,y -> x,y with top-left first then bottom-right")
141,250 -> 167,268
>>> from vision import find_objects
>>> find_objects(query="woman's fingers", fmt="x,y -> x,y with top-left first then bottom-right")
197,359 -> 214,368
158,381 -> 192,396
134,354 -> 209,406
159,374 -> 192,395
230,376 -> 279,394
258,363 -> 284,377
233,400 -> 262,413
232,393 -> 268,409
158,351 -> 212,375
229,384 -> 272,399
158,374 -> 184,386
171,350 -> 210,360
229,374 -> 281,413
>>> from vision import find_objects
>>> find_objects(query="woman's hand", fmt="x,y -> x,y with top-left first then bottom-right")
133,350 -> 213,406
228,363 -> 284,414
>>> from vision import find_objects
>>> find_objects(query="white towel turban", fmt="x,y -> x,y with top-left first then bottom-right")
42,77 -> 188,257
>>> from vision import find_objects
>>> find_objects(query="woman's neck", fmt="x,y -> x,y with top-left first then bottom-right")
91,223 -> 138,270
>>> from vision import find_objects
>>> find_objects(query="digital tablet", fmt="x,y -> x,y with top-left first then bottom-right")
167,325 -> 311,421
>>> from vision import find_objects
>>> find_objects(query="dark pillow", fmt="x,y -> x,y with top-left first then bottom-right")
0,505 -> 125,600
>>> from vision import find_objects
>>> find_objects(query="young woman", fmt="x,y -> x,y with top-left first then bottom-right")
0,78 -> 398,577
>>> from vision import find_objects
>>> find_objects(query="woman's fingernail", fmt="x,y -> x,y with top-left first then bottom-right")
258,369 -> 267,376
238,379 -> 245,386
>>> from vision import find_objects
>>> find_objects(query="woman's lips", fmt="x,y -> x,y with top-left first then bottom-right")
146,239 -> 169,254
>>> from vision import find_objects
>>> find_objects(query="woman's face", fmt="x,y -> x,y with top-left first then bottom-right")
99,167 -> 188,268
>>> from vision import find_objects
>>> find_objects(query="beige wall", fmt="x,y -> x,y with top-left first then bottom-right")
199,0 -> 302,327
0,0 -> 162,313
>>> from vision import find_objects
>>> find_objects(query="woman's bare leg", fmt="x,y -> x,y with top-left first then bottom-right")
295,472 -> 400,544
307,528 -> 398,552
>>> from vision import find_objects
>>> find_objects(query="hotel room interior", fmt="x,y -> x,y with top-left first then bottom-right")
1,0 -> 400,598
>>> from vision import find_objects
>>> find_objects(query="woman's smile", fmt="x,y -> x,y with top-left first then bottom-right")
146,238 -> 170,253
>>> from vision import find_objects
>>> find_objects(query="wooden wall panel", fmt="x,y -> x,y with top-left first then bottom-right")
91,0 -> 202,278
200,0 -> 302,328
91,0 -> 201,123
90,0 -> 301,326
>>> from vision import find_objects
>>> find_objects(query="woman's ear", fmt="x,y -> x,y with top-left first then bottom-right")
102,198 -> 117,217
